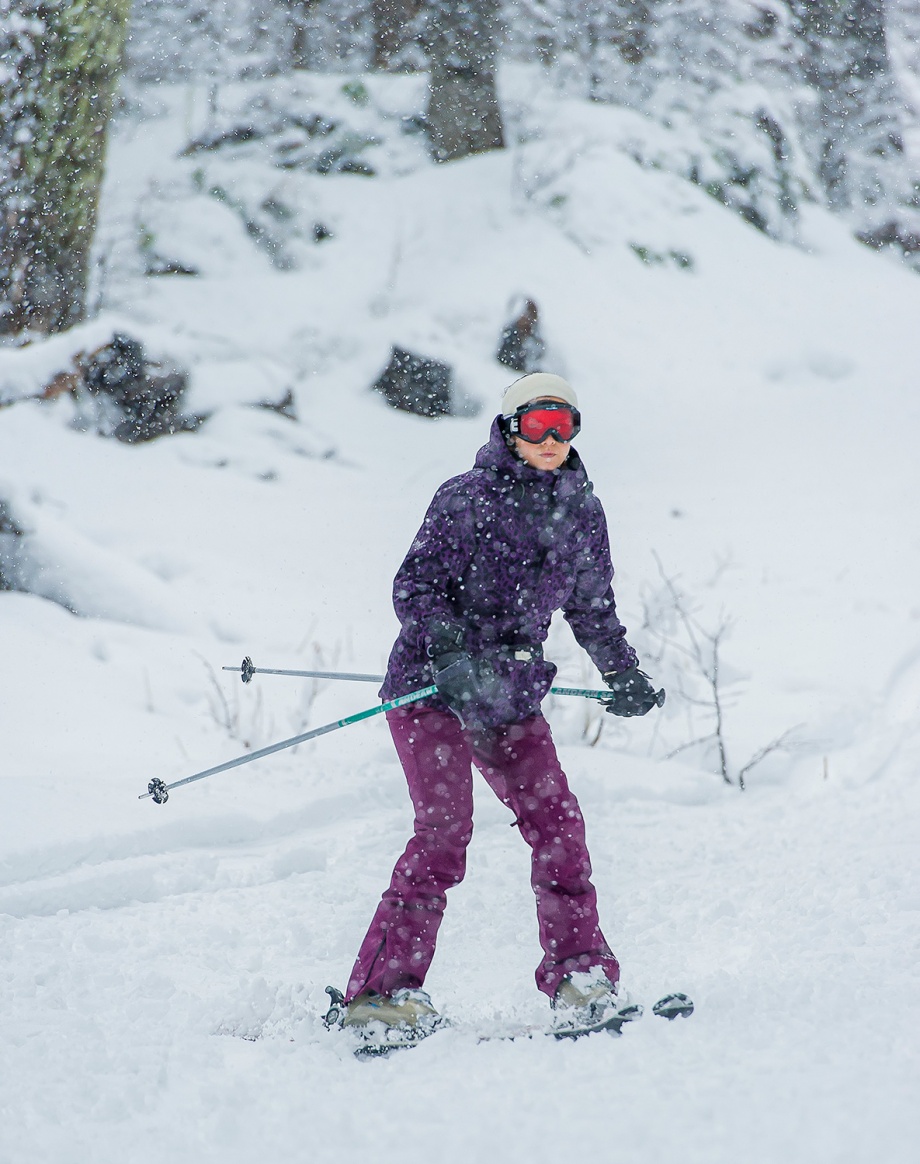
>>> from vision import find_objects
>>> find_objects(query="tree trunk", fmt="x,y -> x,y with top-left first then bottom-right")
0,0 -> 130,339
286,0 -> 316,70
372,0 -> 424,70
423,0 -> 505,163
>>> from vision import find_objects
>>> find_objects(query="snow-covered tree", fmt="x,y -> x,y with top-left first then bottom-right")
126,0 -> 373,80
783,0 -> 904,214
0,0 -> 130,338
647,1 -> 808,237
501,0 -> 915,247
116,0 -> 919,259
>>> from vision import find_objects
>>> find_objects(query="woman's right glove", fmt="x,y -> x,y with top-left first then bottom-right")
427,620 -> 496,723
432,651 -> 490,719
601,666 -> 666,717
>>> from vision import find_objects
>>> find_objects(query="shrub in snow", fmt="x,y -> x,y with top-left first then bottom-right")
496,296 -> 545,374
182,110 -> 380,178
504,0 -> 920,256
372,346 -> 454,417
0,497 -> 25,592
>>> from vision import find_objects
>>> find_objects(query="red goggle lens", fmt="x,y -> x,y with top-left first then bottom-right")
517,406 -> 579,443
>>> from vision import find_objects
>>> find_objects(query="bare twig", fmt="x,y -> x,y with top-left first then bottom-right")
195,651 -> 264,748
196,651 -> 235,735
664,732 -> 720,762
651,552 -> 734,784
735,726 -> 804,790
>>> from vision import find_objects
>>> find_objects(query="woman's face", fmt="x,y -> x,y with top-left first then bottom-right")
514,434 -> 570,471
512,395 -> 572,472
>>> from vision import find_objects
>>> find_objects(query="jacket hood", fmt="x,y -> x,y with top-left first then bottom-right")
474,416 -> 591,504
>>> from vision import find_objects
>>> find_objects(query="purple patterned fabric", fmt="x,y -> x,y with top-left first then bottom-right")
345,706 -> 620,1002
380,417 -> 637,729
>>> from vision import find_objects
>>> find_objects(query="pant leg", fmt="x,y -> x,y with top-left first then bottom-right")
345,706 -> 474,1002
471,715 -> 620,999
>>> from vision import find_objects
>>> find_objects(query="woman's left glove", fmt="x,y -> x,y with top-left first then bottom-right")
601,667 -> 666,717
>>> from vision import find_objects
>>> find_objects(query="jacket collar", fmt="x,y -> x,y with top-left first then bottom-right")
474,417 -> 591,503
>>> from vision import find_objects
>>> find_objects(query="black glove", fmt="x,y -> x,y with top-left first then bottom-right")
432,651 -> 489,719
426,620 -> 495,722
601,666 -> 665,717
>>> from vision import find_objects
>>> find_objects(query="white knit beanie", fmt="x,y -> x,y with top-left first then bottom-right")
501,373 -> 578,416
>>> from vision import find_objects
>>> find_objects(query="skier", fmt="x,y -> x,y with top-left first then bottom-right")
341,372 -> 663,1046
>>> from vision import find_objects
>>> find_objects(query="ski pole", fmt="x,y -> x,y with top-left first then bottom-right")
223,657 -> 663,707
139,683 -> 437,805
224,657 -> 385,685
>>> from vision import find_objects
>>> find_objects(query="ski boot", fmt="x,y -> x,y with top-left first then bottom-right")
342,988 -> 442,1057
551,970 -> 643,1039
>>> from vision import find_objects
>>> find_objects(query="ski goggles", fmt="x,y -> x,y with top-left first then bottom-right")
505,401 -> 581,444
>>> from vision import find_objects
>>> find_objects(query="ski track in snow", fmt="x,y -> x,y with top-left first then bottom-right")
2,64 -> 920,1164
2,739 -> 918,1163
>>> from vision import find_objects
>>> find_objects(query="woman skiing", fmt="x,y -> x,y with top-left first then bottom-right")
342,372 -> 663,1045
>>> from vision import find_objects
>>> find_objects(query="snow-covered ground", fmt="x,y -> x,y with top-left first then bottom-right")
1,65 -> 918,1163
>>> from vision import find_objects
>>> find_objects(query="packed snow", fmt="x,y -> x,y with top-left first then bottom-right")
1,64 -> 918,1164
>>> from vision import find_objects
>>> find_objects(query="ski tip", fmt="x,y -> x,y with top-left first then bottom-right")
323,985 -> 346,1029
651,992 -> 694,1020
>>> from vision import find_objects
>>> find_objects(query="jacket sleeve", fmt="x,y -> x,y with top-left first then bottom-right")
562,497 -> 638,676
392,478 -> 477,654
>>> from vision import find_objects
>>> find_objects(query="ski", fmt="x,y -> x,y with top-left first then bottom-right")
323,986 -> 693,1057
473,992 -> 692,1043
651,992 -> 695,1020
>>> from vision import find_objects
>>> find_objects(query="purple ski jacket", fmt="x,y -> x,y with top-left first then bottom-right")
379,417 -> 638,729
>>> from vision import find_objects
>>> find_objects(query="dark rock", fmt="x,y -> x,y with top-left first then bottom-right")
76,334 -> 192,442
372,347 -> 453,417
145,256 -> 199,277
294,114 -> 338,138
338,159 -> 376,177
496,297 -> 545,373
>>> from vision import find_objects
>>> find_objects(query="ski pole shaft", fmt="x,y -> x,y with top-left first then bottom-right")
550,684 -> 665,707
224,658 -> 384,684
550,685 -> 614,700
139,684 -> 438,804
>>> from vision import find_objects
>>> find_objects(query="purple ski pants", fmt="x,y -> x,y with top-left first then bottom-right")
345,706 -> 619,1002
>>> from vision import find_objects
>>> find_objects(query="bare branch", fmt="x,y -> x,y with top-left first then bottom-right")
736,726 -> 805,790
664,732 -> 719,761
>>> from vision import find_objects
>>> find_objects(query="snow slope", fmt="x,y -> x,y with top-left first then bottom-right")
1,64 -> 918,1163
